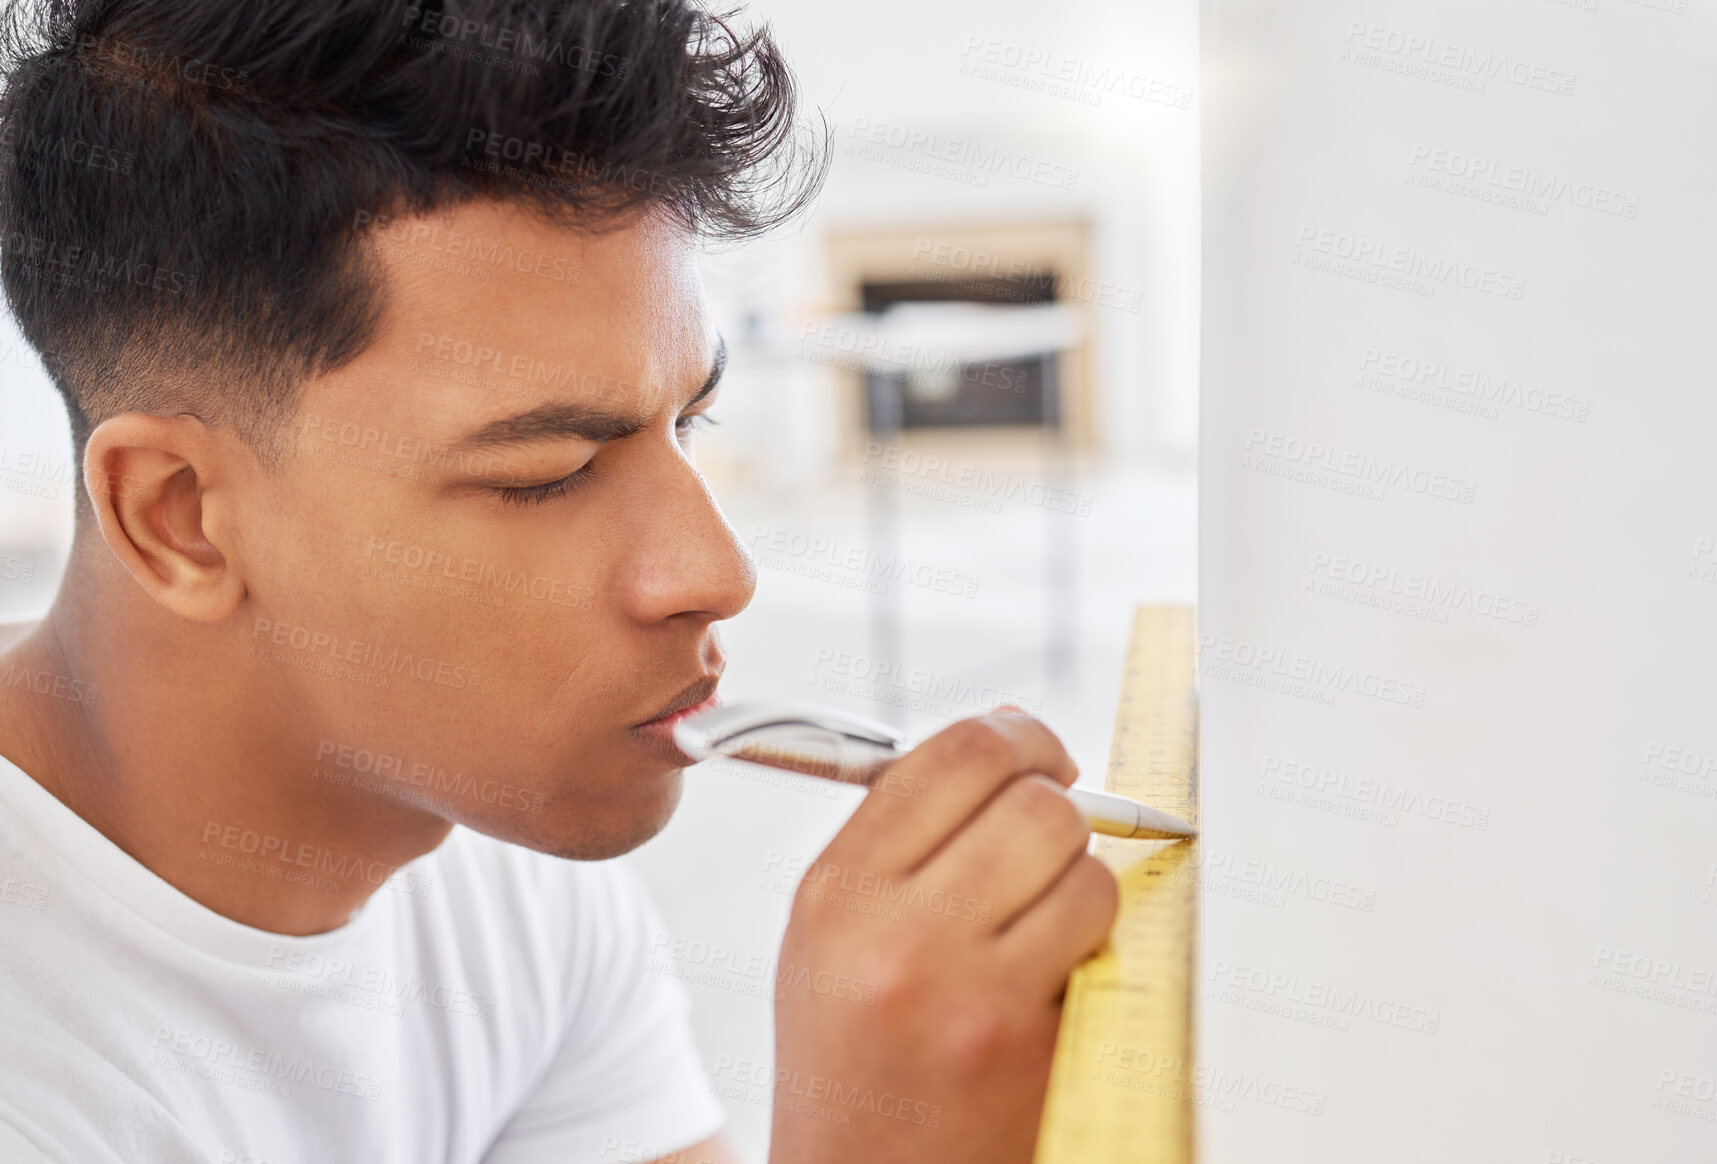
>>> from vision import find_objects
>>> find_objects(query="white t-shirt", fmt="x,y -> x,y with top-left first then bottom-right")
0,751 -> 725,1164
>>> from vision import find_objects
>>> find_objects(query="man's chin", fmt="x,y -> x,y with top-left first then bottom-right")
476,765 -> 687,861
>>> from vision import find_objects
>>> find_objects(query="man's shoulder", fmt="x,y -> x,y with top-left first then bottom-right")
0,977 -> 206,1164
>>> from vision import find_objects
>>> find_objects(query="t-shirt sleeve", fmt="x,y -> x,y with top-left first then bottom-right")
482,859 -> 725,1164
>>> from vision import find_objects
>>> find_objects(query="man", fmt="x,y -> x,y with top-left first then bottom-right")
0,1 -> 1119,1161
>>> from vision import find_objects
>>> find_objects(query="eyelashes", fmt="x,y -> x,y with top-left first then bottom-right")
493,413 -> 718,508
676,413 -> 717,440
494,465 -> 598,507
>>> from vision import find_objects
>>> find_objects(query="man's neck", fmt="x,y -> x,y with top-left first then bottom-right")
0,549 -> 454,936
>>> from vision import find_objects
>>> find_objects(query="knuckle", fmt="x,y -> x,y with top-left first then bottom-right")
935,717 -> 1017,774
865,944 -> 931,1014
1001,776 -> 1087,846
1012,713 -> 1063,751
934,1002 -> 1020,1079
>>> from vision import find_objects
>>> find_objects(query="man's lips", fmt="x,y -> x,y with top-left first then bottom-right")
631,676 -> 721,766
635,675 -> 722,729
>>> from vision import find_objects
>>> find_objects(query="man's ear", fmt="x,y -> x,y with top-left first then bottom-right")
83,413 -> 247,622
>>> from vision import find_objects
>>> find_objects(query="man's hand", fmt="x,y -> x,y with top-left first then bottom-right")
769,711 -> 1120,1164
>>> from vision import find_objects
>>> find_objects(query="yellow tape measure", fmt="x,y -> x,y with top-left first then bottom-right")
1034,605 -> 1200,1164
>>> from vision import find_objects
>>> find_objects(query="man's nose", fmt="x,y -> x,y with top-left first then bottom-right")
621,459 -> 756,624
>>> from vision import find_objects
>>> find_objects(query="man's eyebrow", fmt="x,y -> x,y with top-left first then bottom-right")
447,402 -> 647,454
446,336 -> 728,455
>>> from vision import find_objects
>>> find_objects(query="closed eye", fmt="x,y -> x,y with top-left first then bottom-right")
494,413 -> 716,507
492,464 -> 598,507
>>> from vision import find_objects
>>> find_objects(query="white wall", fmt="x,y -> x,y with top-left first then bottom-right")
1201,1 -> 1717,1159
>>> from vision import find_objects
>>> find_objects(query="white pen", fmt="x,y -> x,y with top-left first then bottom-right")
674,701 -> 1197,841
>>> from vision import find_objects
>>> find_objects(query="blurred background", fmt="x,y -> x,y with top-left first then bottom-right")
0,1 -> 1198,1157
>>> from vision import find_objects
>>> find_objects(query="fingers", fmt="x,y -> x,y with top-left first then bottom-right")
912,773 -> 1092,930
830,712 -> 1080,874
996,853 -> 1120,999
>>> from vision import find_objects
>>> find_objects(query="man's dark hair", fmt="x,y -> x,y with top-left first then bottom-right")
0,0 -> 826,469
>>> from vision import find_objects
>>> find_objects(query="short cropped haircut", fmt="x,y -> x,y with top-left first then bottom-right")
0,0 -> 825,468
